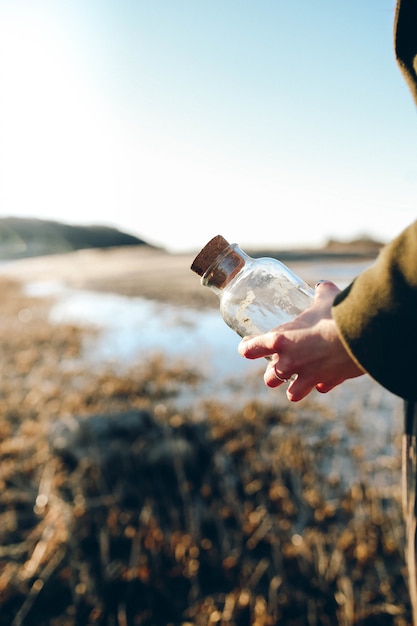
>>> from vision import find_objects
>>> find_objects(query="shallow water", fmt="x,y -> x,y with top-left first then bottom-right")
25,258 -> 371,373
23,259 -> 405,488
24,257 -> 402,434
26,281 -> 250,375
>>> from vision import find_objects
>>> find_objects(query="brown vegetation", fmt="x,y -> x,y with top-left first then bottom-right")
0,277 -> 411,625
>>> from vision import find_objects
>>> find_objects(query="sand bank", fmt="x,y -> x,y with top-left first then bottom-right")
0,246 -> 219,308
0,245 -> 373,309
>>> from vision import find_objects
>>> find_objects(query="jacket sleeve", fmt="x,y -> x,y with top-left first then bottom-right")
332,221 -> 417,400
394,0 -> 417,106
331,0 -> 417,401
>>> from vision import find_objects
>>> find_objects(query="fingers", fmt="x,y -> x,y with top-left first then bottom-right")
287,376 -> 343,402
264,369 -> 318,402
238,331 -> 282,360
315,380 -> 339,394
286,377 -> 329,402
264,360 -> 287,388
264,364 -> 342,402
239,280 -> 340,360
238,279 -> 344,403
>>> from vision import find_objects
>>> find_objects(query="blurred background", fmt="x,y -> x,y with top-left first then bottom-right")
0,1 -> 414,624
0,0 -> 415,253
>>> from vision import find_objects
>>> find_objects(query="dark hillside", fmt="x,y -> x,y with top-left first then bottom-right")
248,235 -> 384,262
0,217 -> 151,259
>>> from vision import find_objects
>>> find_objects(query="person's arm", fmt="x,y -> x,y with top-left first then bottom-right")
395,0 -> 417,106
332,220 -> 417,400
332,0 -> 417,399
239,1 -> 417,402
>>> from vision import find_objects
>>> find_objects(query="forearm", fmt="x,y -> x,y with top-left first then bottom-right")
332,221 -> 417,400
395,0 -> 417,106
335,1 -> 417,399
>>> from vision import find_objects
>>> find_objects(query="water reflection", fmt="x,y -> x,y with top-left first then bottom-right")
26,280 -> 261,385
24,267 -> 403,478
25,257 -> 372,375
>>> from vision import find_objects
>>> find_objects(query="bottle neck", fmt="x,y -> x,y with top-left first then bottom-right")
201,244 -> 250,294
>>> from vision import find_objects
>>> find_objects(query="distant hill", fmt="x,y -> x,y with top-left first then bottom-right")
248,235 -> 385,262
0,218 -> 153,260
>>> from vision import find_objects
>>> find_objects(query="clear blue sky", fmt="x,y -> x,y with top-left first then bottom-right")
0,0 -> 416,252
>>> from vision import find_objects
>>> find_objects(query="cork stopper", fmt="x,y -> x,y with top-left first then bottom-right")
190,235 -> 231,277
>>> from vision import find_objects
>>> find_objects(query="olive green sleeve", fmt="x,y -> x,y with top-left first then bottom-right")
331,0 -> 417,400
332,221 -> 417,400
394,0 -> 417,106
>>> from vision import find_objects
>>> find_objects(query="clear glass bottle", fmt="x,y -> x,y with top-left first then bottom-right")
190,235 -> 314,338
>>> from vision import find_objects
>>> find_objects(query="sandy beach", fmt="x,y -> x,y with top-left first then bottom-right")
0,244 -> 373,309
0,246 -> 216,308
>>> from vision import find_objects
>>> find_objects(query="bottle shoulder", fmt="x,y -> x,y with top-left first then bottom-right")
234,255 -> 289,280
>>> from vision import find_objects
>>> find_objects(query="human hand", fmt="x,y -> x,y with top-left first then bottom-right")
238,280 -> 365,402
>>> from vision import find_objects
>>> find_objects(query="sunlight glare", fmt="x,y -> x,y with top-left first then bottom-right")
0,10 -> 119,221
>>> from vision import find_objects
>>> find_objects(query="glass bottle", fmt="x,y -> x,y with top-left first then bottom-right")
190,235 -> 314,339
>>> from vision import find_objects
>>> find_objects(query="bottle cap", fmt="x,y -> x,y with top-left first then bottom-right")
190,235 -> 230,277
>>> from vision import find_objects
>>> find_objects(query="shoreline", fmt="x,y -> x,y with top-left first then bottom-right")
0,245 -> 376,308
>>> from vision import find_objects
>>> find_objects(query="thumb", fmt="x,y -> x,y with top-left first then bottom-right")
314,280 -> 340,301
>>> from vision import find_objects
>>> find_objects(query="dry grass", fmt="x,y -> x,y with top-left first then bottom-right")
0,278 -> 411,625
